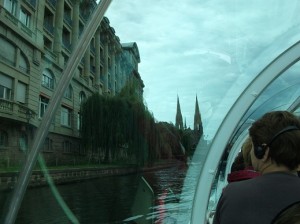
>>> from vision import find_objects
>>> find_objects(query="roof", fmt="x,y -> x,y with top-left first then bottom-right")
121,42 -> 141,63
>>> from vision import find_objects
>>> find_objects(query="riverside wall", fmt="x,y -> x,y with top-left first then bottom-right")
0,160 -> 183,191
0,167 -> 138,191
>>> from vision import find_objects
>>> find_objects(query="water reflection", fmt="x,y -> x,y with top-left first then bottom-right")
9,175 -> 139,223
0,164 -> 187,224
144,163 -> 187,223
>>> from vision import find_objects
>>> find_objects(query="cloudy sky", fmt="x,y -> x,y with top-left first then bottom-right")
104,0 -> 300,139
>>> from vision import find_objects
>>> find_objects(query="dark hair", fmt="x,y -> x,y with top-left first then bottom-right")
230,152 -> 245,172
249,111 -> 300,170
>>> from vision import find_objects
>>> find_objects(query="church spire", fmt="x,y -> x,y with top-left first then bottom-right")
194,95 -> 202,131
175,95 -> 183,130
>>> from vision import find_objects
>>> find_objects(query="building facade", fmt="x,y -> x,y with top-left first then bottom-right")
0,0 -> 143,166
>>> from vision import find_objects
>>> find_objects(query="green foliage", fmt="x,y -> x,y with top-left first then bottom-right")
80,80 -> 192,166
80,80 -> 160,166
118,79 -> 141,103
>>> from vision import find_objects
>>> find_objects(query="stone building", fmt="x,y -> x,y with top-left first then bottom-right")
0,0 -> 143,166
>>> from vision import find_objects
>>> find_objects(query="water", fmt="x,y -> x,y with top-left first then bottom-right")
0,164 -> 187,224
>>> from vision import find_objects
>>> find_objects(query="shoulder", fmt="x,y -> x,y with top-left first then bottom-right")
224,176 -> 259,192
220,178 -> 257,203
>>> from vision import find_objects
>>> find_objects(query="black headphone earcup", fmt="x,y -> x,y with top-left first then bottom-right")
254,145 -> 266,159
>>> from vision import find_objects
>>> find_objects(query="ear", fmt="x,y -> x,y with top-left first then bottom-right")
262,147 -> 270,162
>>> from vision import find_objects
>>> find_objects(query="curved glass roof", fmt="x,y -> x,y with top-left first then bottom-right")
1,0 -> 300,223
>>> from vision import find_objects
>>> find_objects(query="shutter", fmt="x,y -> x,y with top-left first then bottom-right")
17,82 -> 26,103
0,73 -> 13,88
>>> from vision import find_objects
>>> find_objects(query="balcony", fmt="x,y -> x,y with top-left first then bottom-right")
1,7 -> 34,38
18,104 -> 36,121
0,99 -> 36,122
0,99 -> 13,113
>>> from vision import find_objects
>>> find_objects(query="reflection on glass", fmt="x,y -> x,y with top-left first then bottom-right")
207,60 -> 300,221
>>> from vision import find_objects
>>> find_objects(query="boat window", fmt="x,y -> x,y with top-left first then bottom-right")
206,60 -> 300,222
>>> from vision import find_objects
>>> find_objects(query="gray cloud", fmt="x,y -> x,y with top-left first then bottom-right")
106,0 -> 300,139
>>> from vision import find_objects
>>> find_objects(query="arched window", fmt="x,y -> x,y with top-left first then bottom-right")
79,91 -> 86,104
42,69 -> 54,89
0,130 -> 8,147
19,52 -> 29,73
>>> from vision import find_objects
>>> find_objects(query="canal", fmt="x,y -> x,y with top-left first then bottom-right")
0,164 -> 187,224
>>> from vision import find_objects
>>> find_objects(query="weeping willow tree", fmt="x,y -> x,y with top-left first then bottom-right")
80,80 -> 161,166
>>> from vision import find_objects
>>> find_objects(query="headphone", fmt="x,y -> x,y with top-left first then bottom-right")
254,125 -> 300,159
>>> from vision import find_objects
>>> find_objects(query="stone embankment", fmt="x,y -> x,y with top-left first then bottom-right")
0,160 -> 183,191
0,167 -> 137,191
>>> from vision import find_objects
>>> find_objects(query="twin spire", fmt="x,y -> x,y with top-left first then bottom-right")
175,95 -> 184,130
175,95 -> 202,131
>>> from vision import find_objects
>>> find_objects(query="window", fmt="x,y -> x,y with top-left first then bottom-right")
79,144 -> 86,155
17,82 -> 26,103
19,53 -> 29,73
0,37 -> 16,66
62,27 -> 71,50
77,112 -> 81,130
63,3 -> 72,26
0,74 -> 12,100
20,8 -> 31,27
4,0 -> 17,16
44,7 -> 54,35
89,76 -> 94,86
44,36 -> 52,50
0,130 -> 8,147
64,85 -> 73,99
42,70 -> 54,89
79,91 -> 86,104
63,140 -> 71,153
108,57 -> 111,67
19,132 -> 28,151
43,137 -> 53,152
0,85 -> 12,100
39,96 -> 49,118
61,106 -> 72,127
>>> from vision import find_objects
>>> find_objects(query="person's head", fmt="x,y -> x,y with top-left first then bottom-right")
230,152 -> 245,172
249,111 -> 300,171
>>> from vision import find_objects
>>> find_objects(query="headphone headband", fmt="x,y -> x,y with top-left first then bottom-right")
254,125 -> 300,159
267,125 -> 300,147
